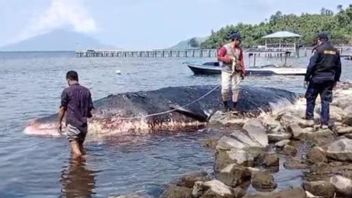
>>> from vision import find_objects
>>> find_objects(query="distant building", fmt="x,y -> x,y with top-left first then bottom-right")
262,31 -> 301,53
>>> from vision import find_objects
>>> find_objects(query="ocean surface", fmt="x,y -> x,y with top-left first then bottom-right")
0,51 -> 351,197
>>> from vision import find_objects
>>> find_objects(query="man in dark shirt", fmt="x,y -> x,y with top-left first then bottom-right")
304,32 -> 342,129
58,71 -> 94,159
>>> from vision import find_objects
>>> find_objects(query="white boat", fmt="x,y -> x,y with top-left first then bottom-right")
187,62 -> 306,76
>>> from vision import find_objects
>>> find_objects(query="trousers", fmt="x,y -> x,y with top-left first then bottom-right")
305,81 -> 334,125
221,71 -> 241,102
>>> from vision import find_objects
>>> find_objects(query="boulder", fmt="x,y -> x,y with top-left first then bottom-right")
343,115 -> 352,126
242,119 -> 268,147
226,148 -> 262,166
161,185 -> 193,198
280,113 -> 302,127
203,138 -> 218,149
282,145 -> 297,157
288,124 -> 306,139
216,164 -> 251,187
306,128 -> 335,146
232,187 -> 246,198
344,133 -> 352,139
215,148 -> 262,172
333,98 -> 351,109
216,136 -> 246,150
251,172 -> 277,192
243,187 -> 306,198
330,175 -> 352,196
303,180 -> 335,198
267,132 -> 292,142
284,158 -> 308,169
275,139 -> 290,148
336,126 -> 352,135
230,131 -> 262,148
261,117 -> 283,133
344,105 -> 352,114
110,194 -> 148,198
262,153 -> 279,167
306,147 -> 327,164
192,180 -> 234,198
175,171 -> 210,188
326,138 -> 352,161
209,111 -> 246,126
200,187 -> 245,198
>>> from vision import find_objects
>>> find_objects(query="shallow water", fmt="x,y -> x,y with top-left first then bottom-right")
0,52 -> 351,197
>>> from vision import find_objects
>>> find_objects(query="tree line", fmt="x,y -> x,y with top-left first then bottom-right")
200,4 -> 352,49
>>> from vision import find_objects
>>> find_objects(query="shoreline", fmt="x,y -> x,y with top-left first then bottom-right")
116,81 -> 352,198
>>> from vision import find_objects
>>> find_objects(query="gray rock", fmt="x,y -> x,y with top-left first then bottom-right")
344,105 -> 352,113
216,136 -> 246,150
175,171 -> 210,188
161,185 -> 193,198
282,145 -> 297,157
226,148 -> 262,166
303,180 -> 335,198
283,158 -> 307,169
330,175 -> 352,196
214,148 -> 261,172
262,153 -> 279,167
333,98 -> 351,109
267,132 -> 292,142
275,139 -> 290,148
110,194 -> 149,198
243,187 -> 306,198
251,172 -> 277,192
336,126 -> 352,135
326,138 -> 352,161
192,180 -> 234,198
230,131 -> 262,148
306,147 -> 327,164
209,111 -> 246,126
280,113 -> 302,127
288,124 -> 305,139
343,116 -> 352,126
242,119 -> 268,147
216,164 -> 251,187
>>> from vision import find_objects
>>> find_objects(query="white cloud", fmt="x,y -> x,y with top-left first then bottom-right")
15,0 -> 97,42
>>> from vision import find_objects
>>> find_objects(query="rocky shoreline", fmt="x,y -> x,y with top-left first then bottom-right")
116,82 -> 352,198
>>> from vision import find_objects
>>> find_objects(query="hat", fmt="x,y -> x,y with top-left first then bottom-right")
317,32 -> 329,41
229,32 -> 241,40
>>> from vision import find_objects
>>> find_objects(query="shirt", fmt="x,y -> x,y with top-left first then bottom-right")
60,83 -> 94,129
217,44 -> 245,74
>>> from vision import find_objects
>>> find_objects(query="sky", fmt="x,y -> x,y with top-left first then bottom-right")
0,0 -> 351,50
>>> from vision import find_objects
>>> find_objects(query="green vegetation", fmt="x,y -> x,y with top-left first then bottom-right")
201,4 -> 352,48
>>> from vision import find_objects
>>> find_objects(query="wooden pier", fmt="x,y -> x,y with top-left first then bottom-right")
76,49 -> 217,58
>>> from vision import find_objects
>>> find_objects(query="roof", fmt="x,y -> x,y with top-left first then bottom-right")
262,31 -> 301,39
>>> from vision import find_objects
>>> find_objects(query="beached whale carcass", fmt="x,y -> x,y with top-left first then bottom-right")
24,85 -> 297,137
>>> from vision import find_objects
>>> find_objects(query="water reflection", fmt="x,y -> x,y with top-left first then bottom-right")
60,157 -> 96,198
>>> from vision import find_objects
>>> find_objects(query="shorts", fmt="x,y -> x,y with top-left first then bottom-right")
66,124 -> 88,144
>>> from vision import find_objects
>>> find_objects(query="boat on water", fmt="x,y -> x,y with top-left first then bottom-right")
187,62 -> 306,76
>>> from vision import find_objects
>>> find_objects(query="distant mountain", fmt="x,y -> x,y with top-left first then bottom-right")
0,30 -> 113,51
168,36 -> 208,50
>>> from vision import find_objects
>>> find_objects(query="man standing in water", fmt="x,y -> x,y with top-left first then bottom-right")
305,32 -> 341,128
217,32 -> 246,111
58,71 -> 94,159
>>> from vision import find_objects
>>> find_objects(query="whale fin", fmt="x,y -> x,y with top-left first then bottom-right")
169,104 -> 208,122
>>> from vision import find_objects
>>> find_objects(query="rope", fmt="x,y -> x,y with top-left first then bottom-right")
118,85 -> 221,120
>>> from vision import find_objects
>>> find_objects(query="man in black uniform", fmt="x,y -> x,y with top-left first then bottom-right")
305,32 -> 342,128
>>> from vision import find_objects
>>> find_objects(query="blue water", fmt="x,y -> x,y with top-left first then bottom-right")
0,51 -> 351,197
